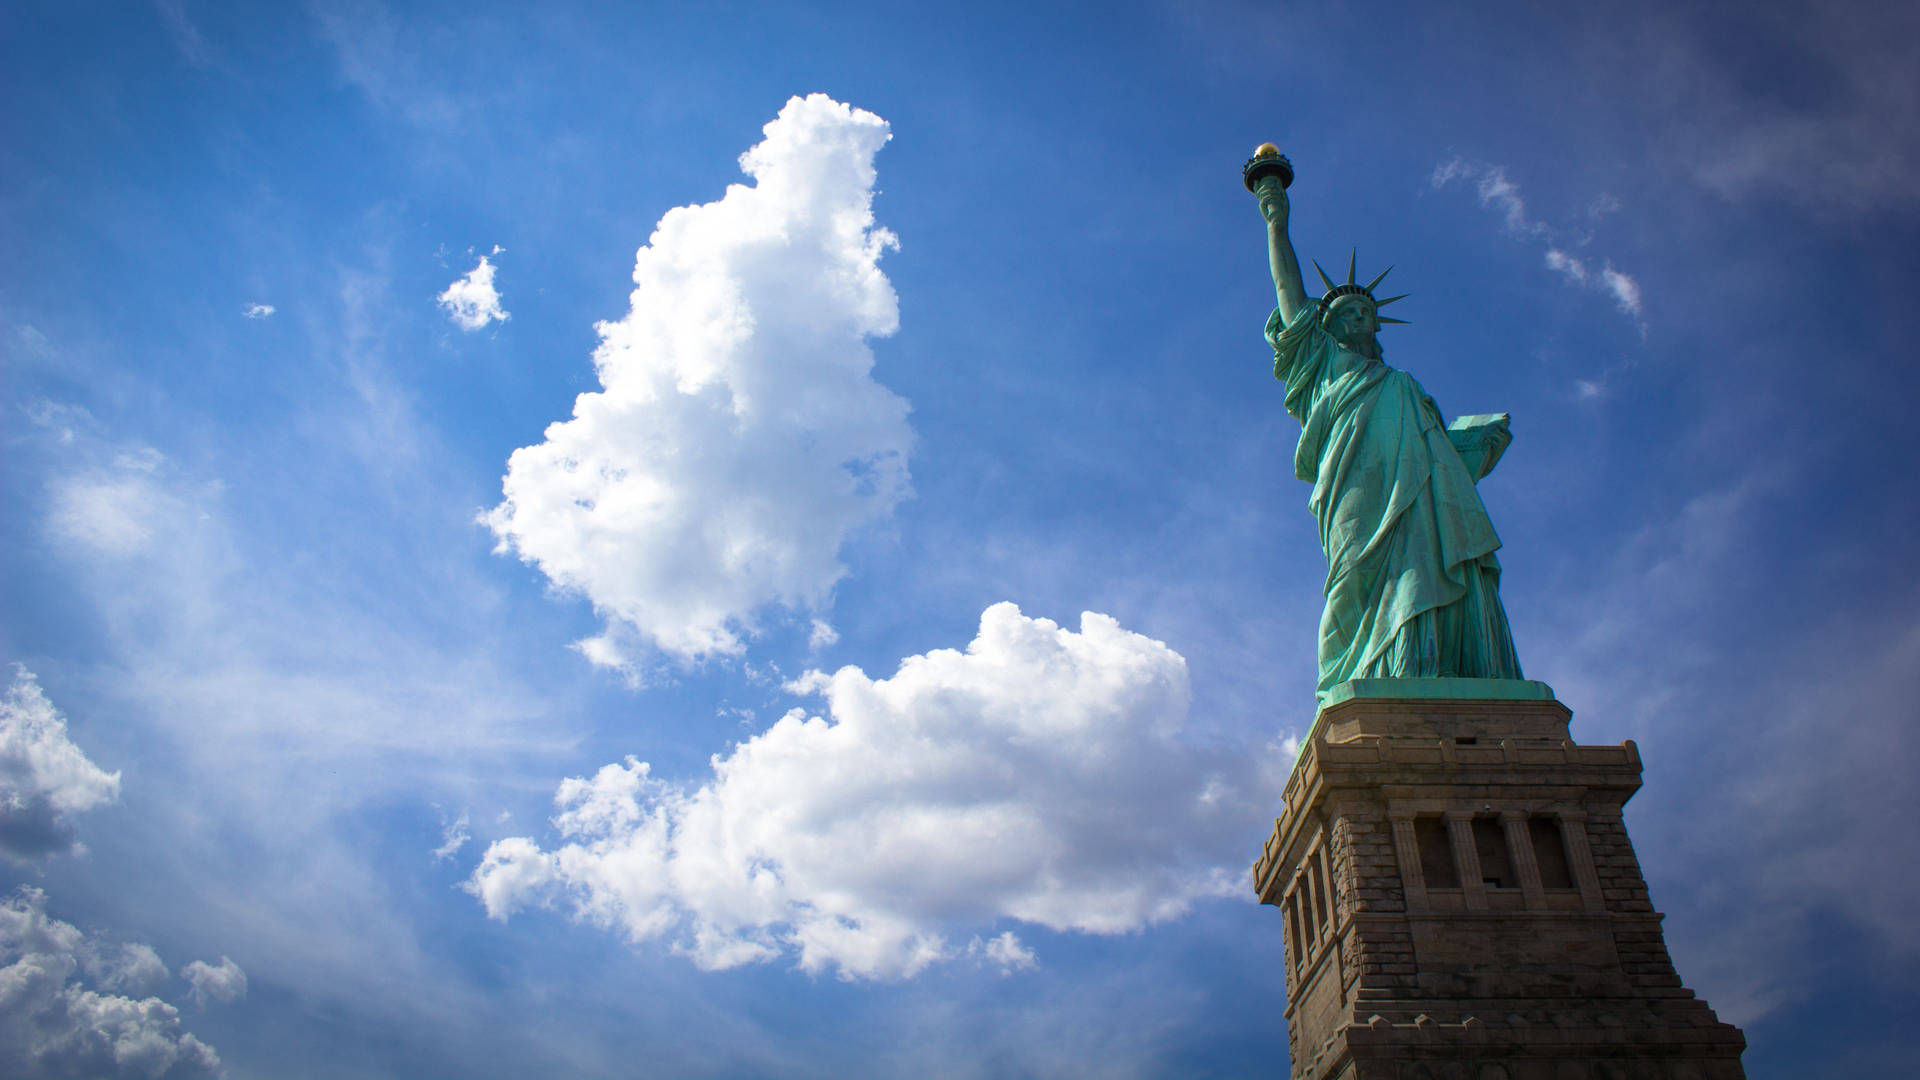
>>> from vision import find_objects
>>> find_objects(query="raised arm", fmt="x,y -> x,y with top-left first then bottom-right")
1255,176 -> 1311,326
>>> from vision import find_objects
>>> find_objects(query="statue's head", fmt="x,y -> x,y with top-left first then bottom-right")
1323,294 -> 1378,347
1314,252 -> 1407,352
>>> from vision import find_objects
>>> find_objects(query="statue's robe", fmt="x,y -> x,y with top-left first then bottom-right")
1267,306 -> 1524,702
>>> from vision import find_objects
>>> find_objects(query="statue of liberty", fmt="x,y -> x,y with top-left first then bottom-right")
1243,147 -> 1524,704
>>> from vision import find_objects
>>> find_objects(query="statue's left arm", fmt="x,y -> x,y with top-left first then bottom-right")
1447,413 -> 1513,482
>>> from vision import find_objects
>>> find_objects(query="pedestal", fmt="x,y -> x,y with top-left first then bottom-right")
1252,680 -> 1747,1080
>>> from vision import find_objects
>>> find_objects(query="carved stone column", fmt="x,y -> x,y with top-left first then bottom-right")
1557,808 -> 1605,912
1500,809 -> 1546,908
1444,810 -> 1485,909
1388,813 -> 1426,912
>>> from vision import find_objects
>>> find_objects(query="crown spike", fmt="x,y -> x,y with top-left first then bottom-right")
1364,265 -> 1394,292
1313,260 -> 1338,293
1346,249 -> 1357,285
1376,316 -> 1411,325
1374,293 -> 1410,307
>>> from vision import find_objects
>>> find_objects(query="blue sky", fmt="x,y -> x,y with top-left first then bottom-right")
4,1 -> 1917,1075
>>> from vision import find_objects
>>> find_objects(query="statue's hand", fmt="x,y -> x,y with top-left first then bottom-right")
1256,177 -> 1290,229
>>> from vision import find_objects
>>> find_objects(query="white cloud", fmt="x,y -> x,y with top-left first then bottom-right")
91,943 -> 168,996
0,667 -> 121,862
1435,159 -> 1644,332
241,303 -> 275,319
437,253 -> 509,331
967,930 -> 1037,974
1600,265 -> 1643,318
1544,247 -> 1589,284
484,94 -> 913,667
181,957 -> 247,1008
806,619 -> 839,651
1547,249 -> 1643,323
431,810 -> 470,861
470,602 -> 1282,980
0,888 -> 223,1079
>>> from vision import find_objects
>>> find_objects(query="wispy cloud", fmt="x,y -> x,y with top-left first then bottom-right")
1433,157 -> 1646,338
242,303 -> 275,319
311,0 -> 463,129
153,0 -> 213,68
431,810 -> 470,862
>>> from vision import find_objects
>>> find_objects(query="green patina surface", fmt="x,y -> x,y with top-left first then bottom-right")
1318,676 -> 1558,710
1291,677 -> 1561,754
1246,148 -> 1528,705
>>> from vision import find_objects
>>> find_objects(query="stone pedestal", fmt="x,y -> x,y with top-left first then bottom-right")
1252,681 -> 1746,1080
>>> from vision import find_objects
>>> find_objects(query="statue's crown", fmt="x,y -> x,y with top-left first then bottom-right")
1314,251 -> 1410,326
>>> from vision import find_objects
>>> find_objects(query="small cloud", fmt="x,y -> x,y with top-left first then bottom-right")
967,931 -> 1037,975
431,810 -> 470,862
181,956 -> 247,1007
781,669 -> 833,697
1545,248 -> 1590,284
1576,378 -> 1609,400
437,253 -> 509,331
242,303 -> 275,319
1429,156 -> 1468,188
1272,728 -> 1304,761
807,619 -> 839,651
1601,265 -> 1643,318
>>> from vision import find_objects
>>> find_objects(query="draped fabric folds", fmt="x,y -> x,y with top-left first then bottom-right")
1266,306 -> 1524,702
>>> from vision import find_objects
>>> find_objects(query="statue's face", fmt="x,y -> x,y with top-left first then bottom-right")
1324,296 -> 1377,348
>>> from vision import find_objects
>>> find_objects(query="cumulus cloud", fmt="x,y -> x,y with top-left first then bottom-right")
181,957 -> 247,1008
484,94 -> 913,667
241,303 -> 274,319
0,888 -> 223,1079
1434,158 -> 1644,333
470,602 -> 1282,980
0,667 -> 121,862
91,943 -> 169,996
437,252 -> 509,331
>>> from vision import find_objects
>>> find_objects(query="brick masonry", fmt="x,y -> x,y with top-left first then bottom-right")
1252,696 -> 1746,1080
